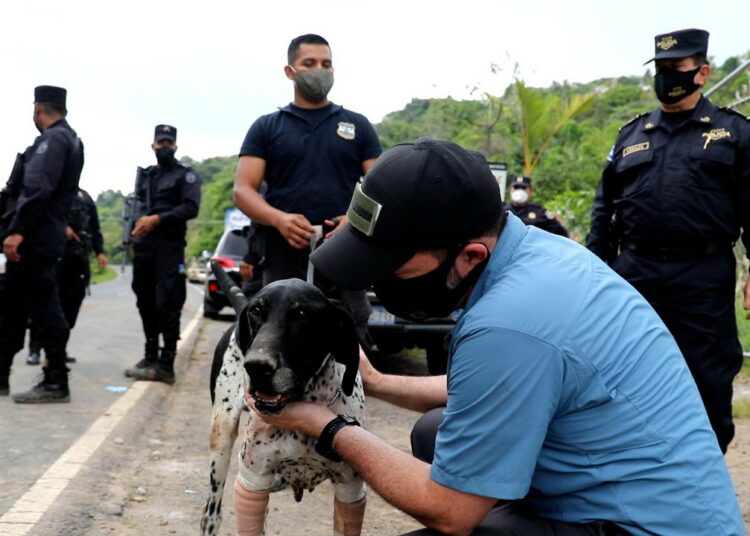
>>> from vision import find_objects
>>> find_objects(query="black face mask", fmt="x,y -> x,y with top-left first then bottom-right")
373,245 -> 489,322
155,146 -> 176,168
654,67 -> 701,104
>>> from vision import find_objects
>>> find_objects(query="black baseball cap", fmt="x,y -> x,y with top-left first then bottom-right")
511,176 -> 532,188
645,28 -> 709,64
154,124 -> 177,143
34,85 -> 66,107
310,137 -> 503,290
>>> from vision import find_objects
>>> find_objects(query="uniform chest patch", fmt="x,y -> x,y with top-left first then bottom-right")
36,141 -> 49,155
701,128 -> 731,149
336,122 -> 356,140
622,142 -> 649,157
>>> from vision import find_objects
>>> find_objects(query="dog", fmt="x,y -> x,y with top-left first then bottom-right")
200,263 -> 367,536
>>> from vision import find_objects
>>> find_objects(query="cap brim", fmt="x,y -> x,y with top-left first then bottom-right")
644,47 -> 703,64
310,225 -> 415,290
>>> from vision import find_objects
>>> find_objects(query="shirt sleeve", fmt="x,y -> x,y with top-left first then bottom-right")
356,116 -> 382,161
737,122 -> 750,260
239,117 -> 269,159
158,169 -> 201,224
9,130 -> 71,236
586,158 -> 617,263
430,326 -> 563,500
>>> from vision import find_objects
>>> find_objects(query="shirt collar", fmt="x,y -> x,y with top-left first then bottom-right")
642,95 -> 717,131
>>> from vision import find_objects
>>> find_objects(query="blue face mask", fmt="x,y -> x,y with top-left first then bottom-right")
373,245 -> 488,322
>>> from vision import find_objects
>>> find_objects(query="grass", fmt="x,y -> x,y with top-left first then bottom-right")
90,263 -> 117,285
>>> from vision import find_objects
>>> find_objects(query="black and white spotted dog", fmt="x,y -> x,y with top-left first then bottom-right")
200,263 -> 366,536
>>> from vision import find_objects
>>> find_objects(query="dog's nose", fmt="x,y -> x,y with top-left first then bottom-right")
244,353 -> 277,380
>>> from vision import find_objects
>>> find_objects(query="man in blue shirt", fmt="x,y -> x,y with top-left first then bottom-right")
233,33 -> 382,347
248,138 -> 742,535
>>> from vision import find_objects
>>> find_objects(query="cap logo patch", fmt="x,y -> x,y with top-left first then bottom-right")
657,36 -> 678,50
347,183 -> 382,237
622,142 -> 649,157
163,126 -> 171,132
702,128 -> 731,149
336,122 -> 356,140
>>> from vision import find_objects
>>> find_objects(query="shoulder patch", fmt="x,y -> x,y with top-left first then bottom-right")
719,106 -> 750,121
619,112 -> 647,132
185,172 -> 198,184
36,141 -> 49,155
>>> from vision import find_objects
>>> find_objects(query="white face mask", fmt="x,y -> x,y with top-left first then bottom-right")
510,188 -> 529,205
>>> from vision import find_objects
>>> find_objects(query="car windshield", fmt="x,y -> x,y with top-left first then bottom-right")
216,230 -> 247,258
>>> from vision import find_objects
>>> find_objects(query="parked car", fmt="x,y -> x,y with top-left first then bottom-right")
366,290 -> 454,375
203,228 -> 248,318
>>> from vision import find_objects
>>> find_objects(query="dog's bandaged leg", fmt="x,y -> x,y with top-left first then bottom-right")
333,480 -> 366,536
234,475 -> 270,536
333,496 -> 366,536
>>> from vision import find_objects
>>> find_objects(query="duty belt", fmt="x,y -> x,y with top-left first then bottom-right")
623,241 -> 729,261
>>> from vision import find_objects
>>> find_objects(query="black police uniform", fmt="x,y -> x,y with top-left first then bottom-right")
130,131 -> 201,372
587,95 -> 750,452
504,203 -> 569,237
239,103 -> 382,344
28,188 -> 104,360
0,86 -> 84,400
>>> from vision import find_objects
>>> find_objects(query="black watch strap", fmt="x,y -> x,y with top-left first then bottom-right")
315,415 -> 360,462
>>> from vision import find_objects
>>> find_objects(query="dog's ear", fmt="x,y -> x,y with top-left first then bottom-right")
235,305 -> 254,353
328,301 -> 360,396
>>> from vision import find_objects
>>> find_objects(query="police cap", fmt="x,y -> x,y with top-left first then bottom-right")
154,124 -> 177,143
34,85 -> 67,107
511,176 -> 532,188
645,28 -> 709,63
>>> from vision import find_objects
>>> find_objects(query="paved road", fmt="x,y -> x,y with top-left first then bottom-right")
0,269 -> 205,522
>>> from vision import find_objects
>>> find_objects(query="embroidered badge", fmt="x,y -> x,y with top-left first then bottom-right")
186,172 -> 197,184
644,122 -> 655,129
699,116 -> 711,123
622,142 -> 650,157
657,36 -> 678,50
36,141 -> 49,155
336,122 -> 356,140
702,128 -> 731,149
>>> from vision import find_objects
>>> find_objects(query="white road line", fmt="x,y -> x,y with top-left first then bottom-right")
0,307 -> 204,535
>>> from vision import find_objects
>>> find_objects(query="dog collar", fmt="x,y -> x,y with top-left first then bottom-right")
326,386 -> 343,408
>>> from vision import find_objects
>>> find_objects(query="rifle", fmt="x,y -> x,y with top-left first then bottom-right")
121,166 -> 149,249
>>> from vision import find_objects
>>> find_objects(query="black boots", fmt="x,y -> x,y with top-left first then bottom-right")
124,338 -> 159,378
13,368 -> 70,404
0,375 -> 8,396
126,347 -> 176,385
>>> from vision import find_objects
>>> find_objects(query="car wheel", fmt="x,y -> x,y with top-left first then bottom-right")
203,299 -> 220,319
425,341 -> 449,375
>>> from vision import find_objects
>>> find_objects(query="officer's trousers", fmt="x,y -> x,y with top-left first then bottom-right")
0,250 -> 69,374
403,408 -> 629,535
613,248 -> 742,453
262,229 -> 373,352
131,239 -> 186,350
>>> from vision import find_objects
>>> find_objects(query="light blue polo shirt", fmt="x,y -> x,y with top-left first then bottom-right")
431,213 -> 742,536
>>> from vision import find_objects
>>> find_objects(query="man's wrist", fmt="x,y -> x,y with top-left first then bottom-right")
315,415 -> 360,461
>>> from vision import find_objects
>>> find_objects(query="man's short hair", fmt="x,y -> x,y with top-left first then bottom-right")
287,34 -> 330,64
691,54 -> 710,67
37,101 -> 67,117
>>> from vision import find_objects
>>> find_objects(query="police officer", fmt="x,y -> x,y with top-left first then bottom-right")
587,29 -> 750,453
124,125 -> 201,384
504,176 -> 569,237
233,34 -> 382,347
27,188 -> 108,365
0,85 -> 84,403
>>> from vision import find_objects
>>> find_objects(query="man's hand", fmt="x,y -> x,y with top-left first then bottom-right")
324,215 -> 347,240
275,213 -> 314,250
97,253 -> 108,270
66,226 -> 81,242
2,233 -> 23,262
131,214 -> 160,238
744,277 -> 750,319
239,261 -> 254,281
244,386 -> 335,438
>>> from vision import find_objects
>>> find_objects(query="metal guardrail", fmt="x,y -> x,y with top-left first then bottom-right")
705,58 -> 750,98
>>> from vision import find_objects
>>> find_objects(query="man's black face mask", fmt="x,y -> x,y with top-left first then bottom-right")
654,66 -> 701,104
373,244 -> 488,322
155,146 -> 176,168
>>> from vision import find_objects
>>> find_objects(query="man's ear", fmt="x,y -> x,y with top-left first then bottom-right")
455,242 -> 490,279
697,63 -> 711,86
327,301 -> 359,396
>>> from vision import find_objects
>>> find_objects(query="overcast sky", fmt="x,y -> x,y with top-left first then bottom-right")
1,0 -> 748,198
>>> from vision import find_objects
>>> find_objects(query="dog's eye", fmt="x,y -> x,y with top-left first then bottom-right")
291,308 -> 308,319
248,304 -> 263,317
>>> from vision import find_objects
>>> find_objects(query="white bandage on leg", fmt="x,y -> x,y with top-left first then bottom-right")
333,480 -> 366,503
333,496 -> 366,536
234,474 -> 270,536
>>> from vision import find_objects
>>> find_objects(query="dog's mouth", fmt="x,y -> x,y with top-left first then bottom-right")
250,390 -> 293,415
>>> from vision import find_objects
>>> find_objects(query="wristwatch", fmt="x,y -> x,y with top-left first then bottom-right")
315,414 -> 360,462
